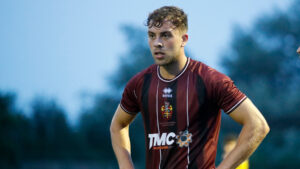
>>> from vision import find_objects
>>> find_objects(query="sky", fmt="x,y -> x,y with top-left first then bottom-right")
0,0 -> 291,123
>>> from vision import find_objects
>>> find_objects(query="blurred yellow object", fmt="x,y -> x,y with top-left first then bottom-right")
223,134 -> 250,169
236,159 -> 249,169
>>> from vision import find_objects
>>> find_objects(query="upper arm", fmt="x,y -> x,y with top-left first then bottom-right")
111,104 -> 137,130
229,98 -> 269,129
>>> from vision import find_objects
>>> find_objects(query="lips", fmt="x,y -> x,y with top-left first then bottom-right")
154,51 -> 165,59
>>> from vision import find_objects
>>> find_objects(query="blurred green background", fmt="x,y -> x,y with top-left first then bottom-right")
1,0 -> 300,169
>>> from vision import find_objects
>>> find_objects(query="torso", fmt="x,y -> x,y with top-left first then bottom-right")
121,58 -> 246,169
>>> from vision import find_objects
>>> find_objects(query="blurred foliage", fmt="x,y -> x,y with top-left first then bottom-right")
219,0 -> 300,168
29,97 -> 80,160
0,93 -> 25,169
1,1 -> 300,168
77,25 -> 153,168
109,25 -> 154,92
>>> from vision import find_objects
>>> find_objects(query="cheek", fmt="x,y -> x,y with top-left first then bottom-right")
148,40 -> 154,49
165,41 -> 176,49
167,39 -> 181,49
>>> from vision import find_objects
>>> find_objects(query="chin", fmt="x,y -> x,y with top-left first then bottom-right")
155,59 -> 173,66
153,55 -> 175,66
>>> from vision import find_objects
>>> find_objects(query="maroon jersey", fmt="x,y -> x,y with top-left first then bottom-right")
120,58 -> 246,169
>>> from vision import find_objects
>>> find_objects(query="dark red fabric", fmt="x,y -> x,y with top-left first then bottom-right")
120,58 -> 246,169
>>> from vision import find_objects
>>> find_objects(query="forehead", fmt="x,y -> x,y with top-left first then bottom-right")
148,21 -> 177,33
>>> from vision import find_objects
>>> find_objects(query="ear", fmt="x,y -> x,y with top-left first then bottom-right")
181,34 -> 188,47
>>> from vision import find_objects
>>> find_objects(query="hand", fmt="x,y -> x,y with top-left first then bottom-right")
297,46 -> 300,54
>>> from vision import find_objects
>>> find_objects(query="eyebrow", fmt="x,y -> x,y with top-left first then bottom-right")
160,31 -> 172,34
147,30 -> 172,35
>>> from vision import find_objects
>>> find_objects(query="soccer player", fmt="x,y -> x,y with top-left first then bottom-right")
110,6 -> 270,169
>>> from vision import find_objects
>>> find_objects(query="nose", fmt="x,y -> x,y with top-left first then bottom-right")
153,38 -> 163,48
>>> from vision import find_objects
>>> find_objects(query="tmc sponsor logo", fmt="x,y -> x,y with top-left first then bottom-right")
148,130 -> 192,149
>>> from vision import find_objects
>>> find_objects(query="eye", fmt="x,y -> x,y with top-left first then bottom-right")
148,33 -> 155,39
162,32 -> 172,39
162,34 -> 169,38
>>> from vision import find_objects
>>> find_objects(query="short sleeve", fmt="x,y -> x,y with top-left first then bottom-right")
120,77 -> 140,115
204,67 -> 246,114
215,78 -> 247,114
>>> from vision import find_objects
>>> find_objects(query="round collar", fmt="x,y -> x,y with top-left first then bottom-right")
157,57 -> 190,83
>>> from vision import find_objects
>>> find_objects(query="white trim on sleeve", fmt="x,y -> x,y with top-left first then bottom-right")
120,103 -> 138,115
225,96 -> 247,114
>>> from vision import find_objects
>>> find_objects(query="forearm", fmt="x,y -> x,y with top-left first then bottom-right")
110,125 -> 135,169
217,121 -> 269,169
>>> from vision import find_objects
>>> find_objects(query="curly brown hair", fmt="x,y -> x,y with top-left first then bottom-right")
146,6 -> 188,32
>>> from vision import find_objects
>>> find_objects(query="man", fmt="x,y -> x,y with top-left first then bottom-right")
297,46 -> 300,54
110,6 -> 269,169
222,134 -> 249,169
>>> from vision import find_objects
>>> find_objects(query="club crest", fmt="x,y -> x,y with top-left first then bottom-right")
161,101 -> 173,119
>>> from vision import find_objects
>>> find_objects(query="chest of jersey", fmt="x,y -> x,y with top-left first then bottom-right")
140,72 -> 207,140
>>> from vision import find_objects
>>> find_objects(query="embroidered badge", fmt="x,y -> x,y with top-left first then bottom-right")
161,101 -> 173,119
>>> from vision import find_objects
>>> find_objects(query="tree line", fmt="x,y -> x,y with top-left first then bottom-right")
1,0 -> 300,168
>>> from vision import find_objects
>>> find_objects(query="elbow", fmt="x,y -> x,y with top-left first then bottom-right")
265,120 -> 270,134
110,124 -> 113,134
110,123 -> 117,135
110,121 -> 117,135
110,120 -> 127,135
247,116 -> 270,140
263,121 -> 270,136
258,118 -> 270,139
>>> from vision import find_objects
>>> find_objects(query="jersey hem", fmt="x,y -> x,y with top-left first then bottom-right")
120,103 -> 138,115
225,96 -> 247,114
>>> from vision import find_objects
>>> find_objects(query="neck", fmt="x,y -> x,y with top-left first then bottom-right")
159,55 -> 188,80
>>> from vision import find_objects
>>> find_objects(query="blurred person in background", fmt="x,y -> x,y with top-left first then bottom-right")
110,6 -> 270,169
223,134 -> 249,169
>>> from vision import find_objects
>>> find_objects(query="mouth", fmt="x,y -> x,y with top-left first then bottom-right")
154,51 -> 165,59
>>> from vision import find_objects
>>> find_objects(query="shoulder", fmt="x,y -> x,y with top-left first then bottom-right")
188,58 -> 231,84
126,64 -> 157,89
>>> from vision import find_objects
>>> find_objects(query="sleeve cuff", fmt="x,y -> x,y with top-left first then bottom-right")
120,103 -> 139,115
225,96 -> 247,114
